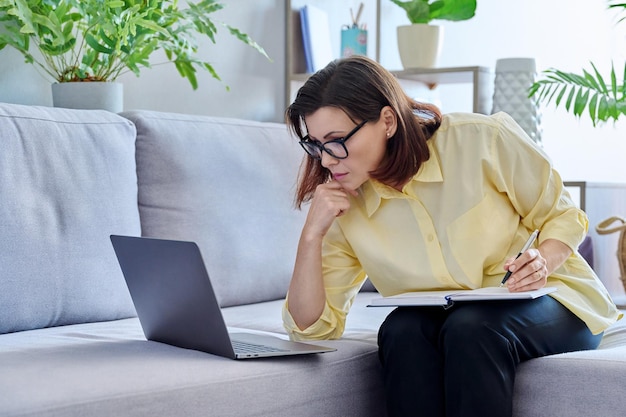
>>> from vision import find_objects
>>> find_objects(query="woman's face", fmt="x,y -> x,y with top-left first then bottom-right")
305,106 -> 391,192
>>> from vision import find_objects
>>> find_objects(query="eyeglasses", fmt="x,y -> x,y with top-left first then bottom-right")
299,120 -> 368,160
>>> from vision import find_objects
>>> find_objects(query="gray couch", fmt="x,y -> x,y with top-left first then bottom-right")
0,102 -> 625,417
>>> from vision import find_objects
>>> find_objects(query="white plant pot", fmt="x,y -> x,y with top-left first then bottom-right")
51,82 -> 123,113
397,24 -> 443,69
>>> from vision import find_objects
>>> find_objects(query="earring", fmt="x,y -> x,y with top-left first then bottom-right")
387,132 -> 391,137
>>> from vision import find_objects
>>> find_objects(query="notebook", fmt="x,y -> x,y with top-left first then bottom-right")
368,286 -> 557,309
110,235 -> 336,359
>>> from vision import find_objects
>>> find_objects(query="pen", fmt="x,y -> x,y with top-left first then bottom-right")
500,229 -> 540,287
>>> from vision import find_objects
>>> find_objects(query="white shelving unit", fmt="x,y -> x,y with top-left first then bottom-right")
284,0 -> 493,113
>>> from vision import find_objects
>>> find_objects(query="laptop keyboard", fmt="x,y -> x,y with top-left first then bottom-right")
232,340 -> 289,354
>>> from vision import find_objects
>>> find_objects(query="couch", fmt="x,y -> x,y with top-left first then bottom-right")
1,102 -> 625,417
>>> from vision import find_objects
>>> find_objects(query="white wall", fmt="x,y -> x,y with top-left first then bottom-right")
1,0 -> 624,184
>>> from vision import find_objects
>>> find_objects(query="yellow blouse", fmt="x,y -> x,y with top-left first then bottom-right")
283,112 -> 621,340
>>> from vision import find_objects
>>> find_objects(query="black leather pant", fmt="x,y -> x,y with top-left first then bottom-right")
377,296 -> 602,417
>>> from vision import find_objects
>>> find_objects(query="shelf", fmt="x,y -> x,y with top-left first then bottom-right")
391,66 -> 494,114
285,0 -> 381,109
391,66 -> 490,84
284,1 -> 493,114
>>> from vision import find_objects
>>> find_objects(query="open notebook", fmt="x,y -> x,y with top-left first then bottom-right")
368,287 -> 557,309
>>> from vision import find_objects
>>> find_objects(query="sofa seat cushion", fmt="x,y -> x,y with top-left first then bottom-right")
514,315 -> 626,416
123,111 -> 307,308
0,104 -> 141,334
222,292 -> 394,342
0,317 -> 386,417
0,298 -> 624,417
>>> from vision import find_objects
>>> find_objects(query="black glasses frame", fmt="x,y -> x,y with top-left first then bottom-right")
299,120 -> 368,160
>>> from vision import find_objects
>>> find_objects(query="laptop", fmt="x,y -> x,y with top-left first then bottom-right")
110,235 -> 336,359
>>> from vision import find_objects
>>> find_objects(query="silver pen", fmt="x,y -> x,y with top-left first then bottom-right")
500,229 -> 540,287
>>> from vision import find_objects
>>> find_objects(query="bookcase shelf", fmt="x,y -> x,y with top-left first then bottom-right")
391,66 -> 493,114
284,1 -> 493,114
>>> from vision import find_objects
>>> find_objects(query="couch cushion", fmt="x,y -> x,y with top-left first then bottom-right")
123,111 -> 307,307
222,292 -> 393,342
0,103 -> 140,334
0,318 -> 386,417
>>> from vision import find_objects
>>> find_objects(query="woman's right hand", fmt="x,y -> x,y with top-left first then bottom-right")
303,180 -> 357,239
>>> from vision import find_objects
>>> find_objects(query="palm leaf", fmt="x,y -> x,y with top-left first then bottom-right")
609,1 -> 626,23
529,62 -> 626,126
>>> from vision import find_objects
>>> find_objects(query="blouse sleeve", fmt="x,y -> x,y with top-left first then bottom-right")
282,220 -> 367,341
489,112 -> 588,250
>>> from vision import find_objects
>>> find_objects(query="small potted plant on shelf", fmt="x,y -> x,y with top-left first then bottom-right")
390,0 -> 477,69
0,0 -> 270,112
528,1 -> 625,126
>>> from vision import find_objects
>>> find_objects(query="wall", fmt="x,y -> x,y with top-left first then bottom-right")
1,0 -> 625,183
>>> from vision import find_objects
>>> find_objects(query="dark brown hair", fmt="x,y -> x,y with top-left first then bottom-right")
286,55 -> 442,207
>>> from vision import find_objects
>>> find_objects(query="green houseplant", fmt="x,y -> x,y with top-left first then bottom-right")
389,0 -> 477,24
390,0 -> 477,69
528,2 -> 626,126
0,0 -> 269,109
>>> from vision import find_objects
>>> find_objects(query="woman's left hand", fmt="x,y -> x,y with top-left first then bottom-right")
503,248 -> 548,292
503,238 -> 573,292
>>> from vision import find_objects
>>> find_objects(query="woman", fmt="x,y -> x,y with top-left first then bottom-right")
281,55 -> 620,417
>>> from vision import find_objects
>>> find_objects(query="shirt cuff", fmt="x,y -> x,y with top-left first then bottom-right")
282,299 -> 343,341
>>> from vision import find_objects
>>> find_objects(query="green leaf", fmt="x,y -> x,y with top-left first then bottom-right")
0,0 -> 270,87
85,34 -> 113,54
564,87 -> 577,112
135,19 -> 169,37
430,0 -> 477,22
591,62 -> 609,94
174,59 -> 198,90
226,25 -> 270,60
555,86 -> 568,107
573,88 -> 589,117
597,96 -> 609,122
39,37 -> 75,55
588,93 -> 599,126
610,63 -> 617,98
390,0 -> 430,24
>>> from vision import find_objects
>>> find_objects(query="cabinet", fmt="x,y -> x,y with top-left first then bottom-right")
284,0 -> 493,113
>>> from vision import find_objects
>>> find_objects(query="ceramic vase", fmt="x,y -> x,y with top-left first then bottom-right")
491,58 -> 542,145
51,82 -> 123,113
397,24 -> 442,69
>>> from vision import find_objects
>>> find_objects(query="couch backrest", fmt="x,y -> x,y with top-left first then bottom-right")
0,103 -> 141,334
122,111 -> 308,307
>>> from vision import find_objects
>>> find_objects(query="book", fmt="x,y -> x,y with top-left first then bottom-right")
368,287 -> 557,308
299,5 -> 334,73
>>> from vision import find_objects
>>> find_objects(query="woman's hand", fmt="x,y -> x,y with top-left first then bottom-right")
504,238 -> 572,292
302,181 -> 358,239
503,249 -> 548,292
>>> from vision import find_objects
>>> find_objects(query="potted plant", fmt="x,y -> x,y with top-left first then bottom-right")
390,0 -> 477,68
0,0 -> 270,111
528,2 -> 625,126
